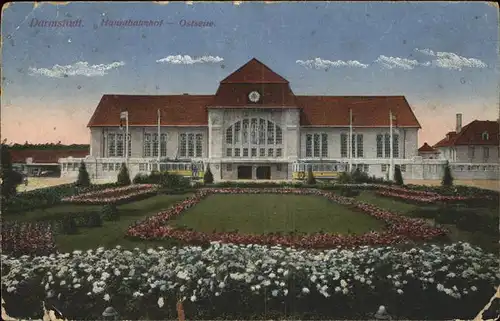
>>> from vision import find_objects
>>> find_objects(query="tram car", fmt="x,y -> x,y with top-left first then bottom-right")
148,161 -> 206,179
292,161 -> 348,180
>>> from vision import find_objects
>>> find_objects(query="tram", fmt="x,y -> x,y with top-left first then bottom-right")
292,161 -> 348,180
149,161 -> 206,179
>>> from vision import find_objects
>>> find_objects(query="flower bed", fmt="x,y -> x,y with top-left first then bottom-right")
1,221 -> 57,256
374,188 -> 495,205
1,242 -> 498,320
61,184 -> 160,205
126,188 -> 447,248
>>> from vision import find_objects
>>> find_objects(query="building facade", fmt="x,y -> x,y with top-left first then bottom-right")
59,58 -> 498,181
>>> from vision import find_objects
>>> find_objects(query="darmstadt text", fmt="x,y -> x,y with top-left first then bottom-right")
100,19 -> 164,27
30,18 -> 83,28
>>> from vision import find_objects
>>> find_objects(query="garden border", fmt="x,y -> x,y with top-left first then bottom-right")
126,188 -> 448,249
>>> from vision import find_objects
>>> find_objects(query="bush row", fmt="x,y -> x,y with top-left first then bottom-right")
133,171 -> 191,189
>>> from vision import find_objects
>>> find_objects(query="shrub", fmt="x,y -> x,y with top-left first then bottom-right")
204,166 -> 214,184
101,204 -> 119,221
117,163 -> 131,186
61,215 -> 78,234
133,173 -> 149,184
442,161 -> 454,187
76,161 -> 91,187
306,166 -> 316,185
1,144 -> 23,205
337,171 -> 352,184
393,165 -> 404,186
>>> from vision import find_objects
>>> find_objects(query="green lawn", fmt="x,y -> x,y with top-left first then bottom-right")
170,194 -> 385,234
5,194 -> 192,252
356,191 -> 498,253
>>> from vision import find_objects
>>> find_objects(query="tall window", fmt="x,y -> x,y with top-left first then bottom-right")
376,134 -> 383,158
313,134 -> 320,157
356,134 -> 364,157
384,134 -> 391,158
144,133 -> 167,157
483,147 -> 489,160
393,134 -> 399,158
351,135 -> 356,158
321,133 -> 328,157
225,118 -> 283,158
340,133 -> 348,158
179,133 -> 203,158
306,134 -> 313,157
107,133 -> 130,157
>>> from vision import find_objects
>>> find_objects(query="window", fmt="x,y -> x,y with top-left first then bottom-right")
243,148 -> 249,157
321,133 -> 328,157
143,133 -> 151,157
179,134 -> 187,157
251,118 -> 258,144
468,146 -> 475,158
482,131 -> 489,140
242,119 -> 249,144
393,134 -> 399,158
259,148 -> 266,157
363,164 -> 369,172
226,127 -> 233,144
259,119 -> 266,144
267,121 -> 275,144
187,134 -> 195,157
306,134 -> 313,157
276,148 -> 282,157
234,122 -> 241,143
251,148 -> 257,157
381,164 -> 388,172
351,135 -> 356,158
139,163 -> 146,171
356,134 -> 364,158
226,148 -> 232,157
108,133 -> 116,157
276,126 -> 283,144
195,134 -> 203,157
152,134 -> 159,157
384,134 -> 390,158
160,134 -> 167,157
313,134 -> 320,157
277,164 -> 282,172
340,133 -> 348,158
226,164 -> 232,171
268,148 -> 274,157
234,148 -> 241,157
483,147 -> 489,159
102,163 -> 108,171
400,165 -> 407,172
376,134 -> 383,158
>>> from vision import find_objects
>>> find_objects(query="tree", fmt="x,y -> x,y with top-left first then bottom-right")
76,161 -> 91,187
117,163 -> 131,186
393,165 -> 404,186
204,165 -> 214,184
306,166 -> 316,185
1,144 -> 23,204
442,161 -> 454,187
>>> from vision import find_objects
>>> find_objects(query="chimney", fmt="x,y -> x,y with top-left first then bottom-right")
456,113 -> 462,133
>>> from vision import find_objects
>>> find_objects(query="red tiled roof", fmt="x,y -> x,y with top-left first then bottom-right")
87,59 -> 421,128
298,96 -> 421,127
87,95 -> 212,127
220,58 -> 289,84
433,120 -> 500,147
418,142 -> 438,153
10,149 -> 89,164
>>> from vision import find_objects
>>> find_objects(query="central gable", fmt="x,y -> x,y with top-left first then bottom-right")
210,58 -> 298,108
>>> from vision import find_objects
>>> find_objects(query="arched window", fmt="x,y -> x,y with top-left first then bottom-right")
225,118 -> 283,158
482,131 -> 489,140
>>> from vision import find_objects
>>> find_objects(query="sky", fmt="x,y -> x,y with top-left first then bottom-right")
1,1 -> 499,146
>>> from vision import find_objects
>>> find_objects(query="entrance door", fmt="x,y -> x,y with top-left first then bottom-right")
237,166 -> 252,179
256,166 -> 271,180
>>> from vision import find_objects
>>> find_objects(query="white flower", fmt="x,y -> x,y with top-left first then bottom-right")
74,284 -> 81,289
340,279 -> 348,288
471,286 -> 477,292
302,287 -> 310,294
60,280 -> 66,286
271,290 -> 279,297
397,289 -> 404,294
219,282 -> 225,289
103,293 -> 110,301
190,295 -> 197,302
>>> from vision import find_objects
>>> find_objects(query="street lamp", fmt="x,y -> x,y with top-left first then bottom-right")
374,305 -> 391,320
102,306 -> 118,321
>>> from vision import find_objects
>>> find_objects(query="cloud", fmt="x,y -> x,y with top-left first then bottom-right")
156,55 -> 224,64
296,58 -> 369,69
374,55 -> 421,70
414,48 -> 488,70
28,61 -> 125,78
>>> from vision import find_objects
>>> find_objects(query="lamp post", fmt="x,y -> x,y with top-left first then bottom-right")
102,306 -> 119,321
